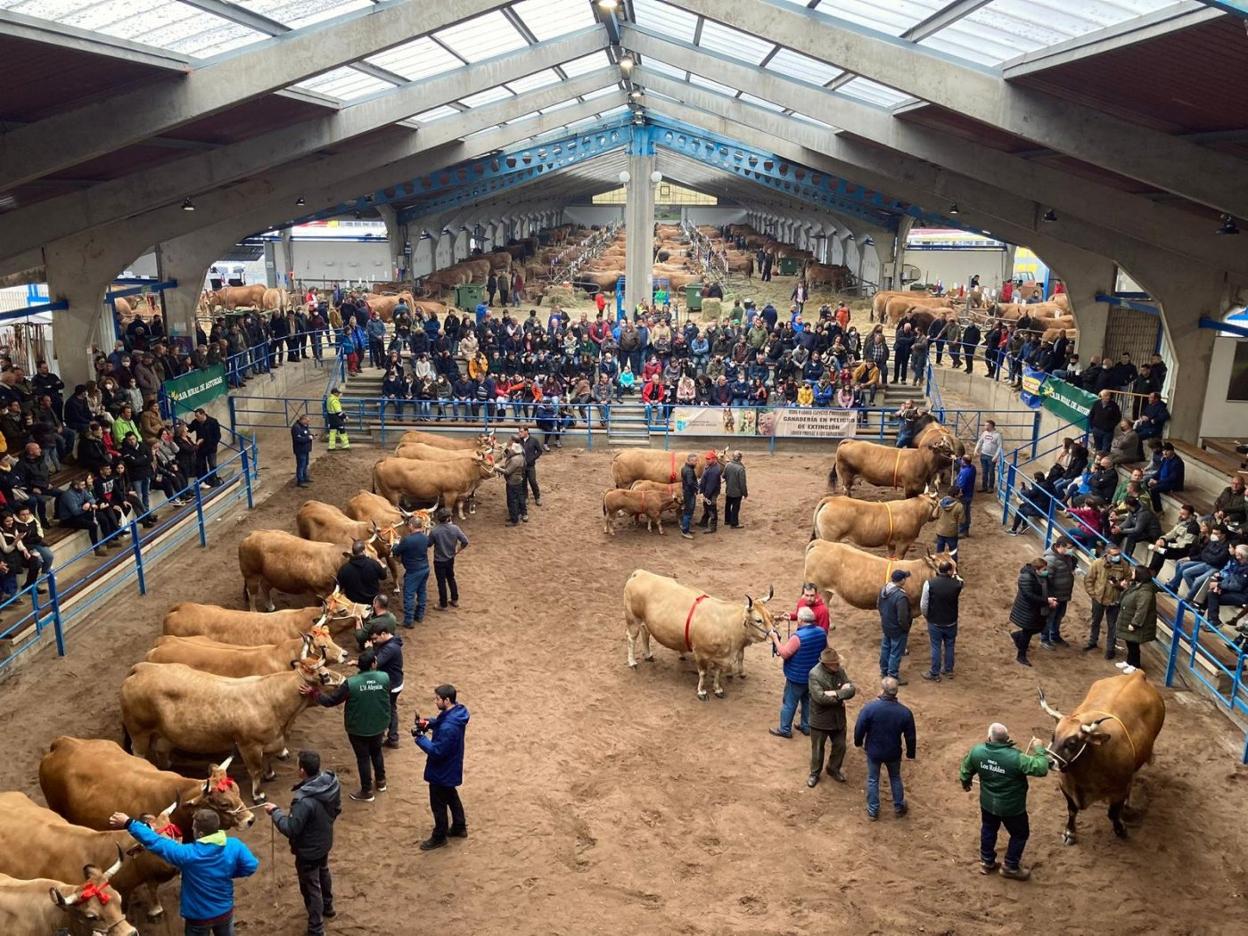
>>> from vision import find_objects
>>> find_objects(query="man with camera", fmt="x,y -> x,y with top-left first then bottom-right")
411,684 -> 471,852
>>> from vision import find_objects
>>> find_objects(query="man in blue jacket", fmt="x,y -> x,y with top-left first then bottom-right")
1146,442 -> 1184,512
877,570 -> 913,683
290,414 -> 313,487
391,515 -> 431,627
955,454 -> 977,537
853,677 -> 917,821
110,807 -> 258,935
412,683 -> 471,852
766,606 -> 827,739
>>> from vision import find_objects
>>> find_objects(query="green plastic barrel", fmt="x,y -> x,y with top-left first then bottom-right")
685,283 -> 704,311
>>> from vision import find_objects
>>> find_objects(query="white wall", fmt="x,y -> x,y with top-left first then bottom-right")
904,248 -> 1010,289
564,206 -> 624,226
680,207 -> 748,225
1199,334 -> 1248,439
285,239 -> 391,286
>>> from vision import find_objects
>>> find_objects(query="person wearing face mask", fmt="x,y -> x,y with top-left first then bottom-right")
1166,527 -> 1231,599
1009,557 -> 1053,667
1083,544 -> 1131,659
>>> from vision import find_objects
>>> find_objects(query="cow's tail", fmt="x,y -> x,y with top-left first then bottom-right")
121,725 -> 133,755
810,502 -> 822,542
827,461 -> 838,493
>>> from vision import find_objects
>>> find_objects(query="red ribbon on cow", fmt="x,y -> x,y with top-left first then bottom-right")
154,821 -> 182,841
684,594 -> 709,653
214,777 -> 238,793
669,451 -> 677,484
77,882 -> 111,905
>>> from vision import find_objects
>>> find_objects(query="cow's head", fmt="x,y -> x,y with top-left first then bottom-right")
191,756 -> 256,829
742,586 -> 776,643
50,845 -> 135,936
474,453 -> 497,478
320,587 -> 359,623
304,625 -> 349,665
294,645 -> 345,689
368,520 -> 402,557
920,484 -> 941,519
1038,688 -> 1113,772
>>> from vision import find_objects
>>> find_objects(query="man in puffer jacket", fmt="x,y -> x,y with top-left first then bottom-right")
265,750 -> 341,936
1040,537 -> 1077,649
877,570 -> 913,683
934,487 -> 964,560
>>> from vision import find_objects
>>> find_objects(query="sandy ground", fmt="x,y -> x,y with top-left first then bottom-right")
1,444 -> 1247,935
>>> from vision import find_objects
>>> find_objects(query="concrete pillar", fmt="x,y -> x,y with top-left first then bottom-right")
279,230 -> 294,288
892,216 -> 915,291
624,152 -> 656,313
43,235 -> 128,387
375,204 -> 404,282
153,232 -> 225,345
1035,244 -> 1117,361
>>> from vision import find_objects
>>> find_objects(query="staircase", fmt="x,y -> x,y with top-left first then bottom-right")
605,405 -> 651,446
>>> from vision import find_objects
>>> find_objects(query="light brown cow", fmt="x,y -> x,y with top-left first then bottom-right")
145,630 -> 349,676
120,655 -> 343,801
162,594 -> 359,643
0,792 -> 170,919
398,430 -> 493,451
0,867 -> 135,936
811,489 -> 939,557
261,287 -> 286,313
803,540 -> 955,613
623,570 -> 776,700
210,284 -> 267,310
804,262 -> 850,289
610,448 -> 725,488
394,441 -> 491,463
885,295 -> 954,325
603,488 -> 682,535
830,437 -> 954,498
239,530 -> 375,612
295,500 -> 402,572
1038,671 -> 1165,844
362,291 -> 416,322
40,738 -> 254,839
371,454 -> 496,518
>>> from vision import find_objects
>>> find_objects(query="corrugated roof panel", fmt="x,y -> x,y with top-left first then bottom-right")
581,85 -> 618,100
740,92 -> 786,113
640,58 -> 689,80
435,9 -> 527,61
766,47 -> 844,86
506,68 -> 561,93
836,76 -> 912,108
688,72 -> 737,97
632,0 -> 698,43
237,0 -> 372,28
511,0 -> 597,41
461,85 -> 515,108
295,66 -> 392,100
560,50 -> 612,76
696,18 -> 776,65
409,104 -> 460,123
366,35 -> 463,79
806,0 -> 933,37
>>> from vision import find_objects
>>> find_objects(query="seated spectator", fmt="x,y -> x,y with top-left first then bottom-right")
1060,495 -> 1106,552
1146,442 -> 1185,512
1210,476 -> 1246,529
1134,392 -> 1170,440
1111,496 -> 1161,559
56,476 -> 111,557
1109,419 -> 1141,466
1208,545 -> 1248,631
1147,503 -> 1201,576
1008,471 -> 1058,535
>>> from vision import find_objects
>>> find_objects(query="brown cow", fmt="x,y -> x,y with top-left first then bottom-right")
610,448 -> 724,488
362,291 -> 416,322
830,437 -> 954,498
394,441 -> 492,463
886,296 -> 954,325
603,487 -> 682,535
239,530 -> 376,612
145,630 -> 349,676
41,738 -> 253,840
0,866 -> 135,936
398,430 -> 493,451
0,792 -> 170,919
811,489 -> 939,557
371,454 -> 496,518
803,540 -> 955,613
210,284 -> 267,310
623,569 -> 776,700
163,595 -> 358,643
1038,671 -> 1165,844
295,500 -> 402,578
120,655 -> 343,801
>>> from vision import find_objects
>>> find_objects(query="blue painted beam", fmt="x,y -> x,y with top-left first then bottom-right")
1095,291 -> 1160,316
1198,1 -> 1248,20
1200,315 -> 1248,338
0,300 -> 68,322
107,278 -> 177,301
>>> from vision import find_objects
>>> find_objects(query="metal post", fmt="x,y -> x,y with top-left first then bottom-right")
1044,490 -> 1056,549
31,579 -> 42,635
129,521 -> 146,596
194,482 -> 207,547
379,404 -> 386,448
48,571 -> 64,656
1001,463 -> 1014,525
241,448 -> 254,509
1165,600 -> 1186,687
1031,411 -> 1041,460
228,395 -> 238,438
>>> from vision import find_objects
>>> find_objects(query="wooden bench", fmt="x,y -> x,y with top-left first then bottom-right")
1171,439 -> 1242,479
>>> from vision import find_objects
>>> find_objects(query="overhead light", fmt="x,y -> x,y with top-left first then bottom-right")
441,227 -> 453,236
1042,208 -> 1057,223
598,0 -> 619,10
1217,214 -> 1239,235
630,90 -> 642,100
948,203 -> 959,215
650,170 -> 662,183
619,54 -> 635,71
618,170 -> 631,184
419,230 -> 432,240
181,198 -> 195,211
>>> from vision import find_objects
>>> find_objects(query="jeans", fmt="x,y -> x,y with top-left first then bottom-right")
680,498 -> 695,534
879,632 -> 908,679
295,856 -> 333,936
401,567 -> 429,625
434,558 -> 458,607
981,809 -> 1029,869
1167,560 -> 1212,598
1043,600 -> 1069,643
979,456 -> 995,491
348,733 -> 385,793
387,690 -> 402,744
928,623 -> 956,675
934,534 -> 958,558
865,757 -> 905,817
810,727 -> 847,775
1091,428 -> 1113,454
1209,589 -> 1248,623
1089,601 -> 1120,651
959,497 -> 973,536
294,450 -> 310,483
429,783 -> 466,841
778,679 -> 810,735
186,920 -> 234,936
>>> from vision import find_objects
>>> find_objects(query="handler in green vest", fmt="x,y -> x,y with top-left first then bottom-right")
958,722 -> 1050,882
308,649 -> 391,803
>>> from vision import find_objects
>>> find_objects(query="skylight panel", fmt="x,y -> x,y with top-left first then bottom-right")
435,10 -> 527,61
740,93 -> 785,113
461,85 -> 515,108
791,111 -> 835,130
639,58 -> 688,80
688,73 -> 737,98
632,0 -> 698,43
806,0 -> 930,37
409,104 -> 460,123
507,69 -> 561,94
835,76 -> 913,108
28,0 -> 268,58
367,35 -> 463,80
581,86 -> 618,100
560,50 -> 612,76
540,99 -> 579,113
506,111 -> 544,124
512,0 -> 597,41
295,66 -> 393,101
238,0 -> 372,29
696,19 -> 776,65
766,47 -> 843,86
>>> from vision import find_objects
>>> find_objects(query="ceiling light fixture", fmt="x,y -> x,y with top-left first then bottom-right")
598,0 -> 619,10
630,90 -> 642,99
1217,213 -> 1239,235
619,54 -> 635,71
948,203 -> 959,215
295,196 -> 306,207
1042,208 -> 1057,223
181,198 -> 195,211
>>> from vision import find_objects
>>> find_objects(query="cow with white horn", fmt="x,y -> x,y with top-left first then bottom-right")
0,848 -> 136,936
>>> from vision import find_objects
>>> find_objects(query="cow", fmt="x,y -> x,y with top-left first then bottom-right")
41,738 -> 254,840
804,262 -> 849,289
163,593 -> 359,643
261,287 -> 286,313
398,430 -> 493,451
144,629 -> 349,676
1037,671 -> 1166,844
611,448 -> 725,489
885,296 -> 954,325
0,792 -> 172,920
803,540 -> 955,613
239,530 -> 377,612
343,490 -> 435,537
914,417 -> 966,486
603,487 -> 682,535
830,437 -> 954,499
210,284 -> 267,310
371,454 -> 496,518
295,499 -> 402,574
361,291 -> 416,321
0,866 -> 136,936
394,440 -> 492,463
623,570 -> 776,700
120,654 -> 344,802
811,489 -> 939,557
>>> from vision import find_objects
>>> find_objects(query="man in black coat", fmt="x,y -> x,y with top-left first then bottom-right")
291,414 -> 313,487
1009,557 -> 1054,667
518,426 -> 542,508
336,540 -> 387,607
264,750 -> 341,936
961,322 -> 982,375
698,451 -> 723,534
191,408 -> 223,486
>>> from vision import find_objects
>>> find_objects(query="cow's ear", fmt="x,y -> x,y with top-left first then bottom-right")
1084,730 -> 1111,746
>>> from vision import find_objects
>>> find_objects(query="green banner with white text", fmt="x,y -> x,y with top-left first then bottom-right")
1040,377 -> 1096,430
163,364 -> 227,414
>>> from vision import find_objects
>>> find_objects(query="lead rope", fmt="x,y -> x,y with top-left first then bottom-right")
893,448 -> 903,489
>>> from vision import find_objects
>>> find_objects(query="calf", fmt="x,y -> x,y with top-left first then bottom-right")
603,488 -> 681,535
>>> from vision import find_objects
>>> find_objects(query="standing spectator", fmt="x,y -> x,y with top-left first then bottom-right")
961,320 -> 981,375
325,387 -> 349,452
369,623 -> 404,747
698,450 -> 723,534
779,582 -> 831,633
723,450 -> 747,529
119,432 -> 157,524
894,400 -> 922,448
291,414 -> 313,487
500,436 -> 527,526
1116,565 -> 1157,673
1084,544 -> 1130,658
933,487 -> 963,560
807,647 -> 855,786
678,453 -> 698,540
766,606 -> 827,739
1009,557 -> 1052,667
430,507 -> 469,611
312,650 -> 391,803
411,684 -> 471,851
955,455 -> 976,537
853,677 -> 916,821
1040,537 -> 1077,649
1088,390 -> 1121,455
518,425 -> 542,509
108,808 -> 258,936
191,408 -> 223,486
920,560 -> 963,681
263,751 -> 341,936
958,723 -> 1049,880
973,420 -> 1003,492
365,312 -> 386,369
391,515 -> 431,628
877,569 -> 913,683
335,539 -> 386,609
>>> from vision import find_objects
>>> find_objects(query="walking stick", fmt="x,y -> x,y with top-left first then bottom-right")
270,818 -> 278,902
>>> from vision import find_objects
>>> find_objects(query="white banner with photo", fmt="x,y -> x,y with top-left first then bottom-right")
670,406 -> 857,439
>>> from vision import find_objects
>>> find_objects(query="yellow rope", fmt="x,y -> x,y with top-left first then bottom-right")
884,500 -> 894,545
1084,710 -> 1139,764
893,448 -> 903,489
884,558 -> 894,589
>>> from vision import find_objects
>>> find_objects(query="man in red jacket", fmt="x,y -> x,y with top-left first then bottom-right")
779,582 -> 831,633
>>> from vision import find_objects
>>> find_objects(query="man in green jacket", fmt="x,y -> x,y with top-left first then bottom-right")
353,594 -> 397,652
310,650 -> 391,803
958,722 -> 1050,881
807,647 -> 855,787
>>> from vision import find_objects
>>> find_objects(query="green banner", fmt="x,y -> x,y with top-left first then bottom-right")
1040,377 -> 1096,430
163,364 -> 227,413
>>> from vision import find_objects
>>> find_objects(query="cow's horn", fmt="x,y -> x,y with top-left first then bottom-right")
218,755 -> 233,772
51,886 -> 78,907
762,585 -> 774,603
300,639 -> 309,660
164,793 -> 179,816
1038,688 -> 1063,721
1080,716 -> 1111,734
103,844 -> 124,880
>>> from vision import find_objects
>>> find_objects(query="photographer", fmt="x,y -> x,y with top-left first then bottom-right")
411,684 -> 471,852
